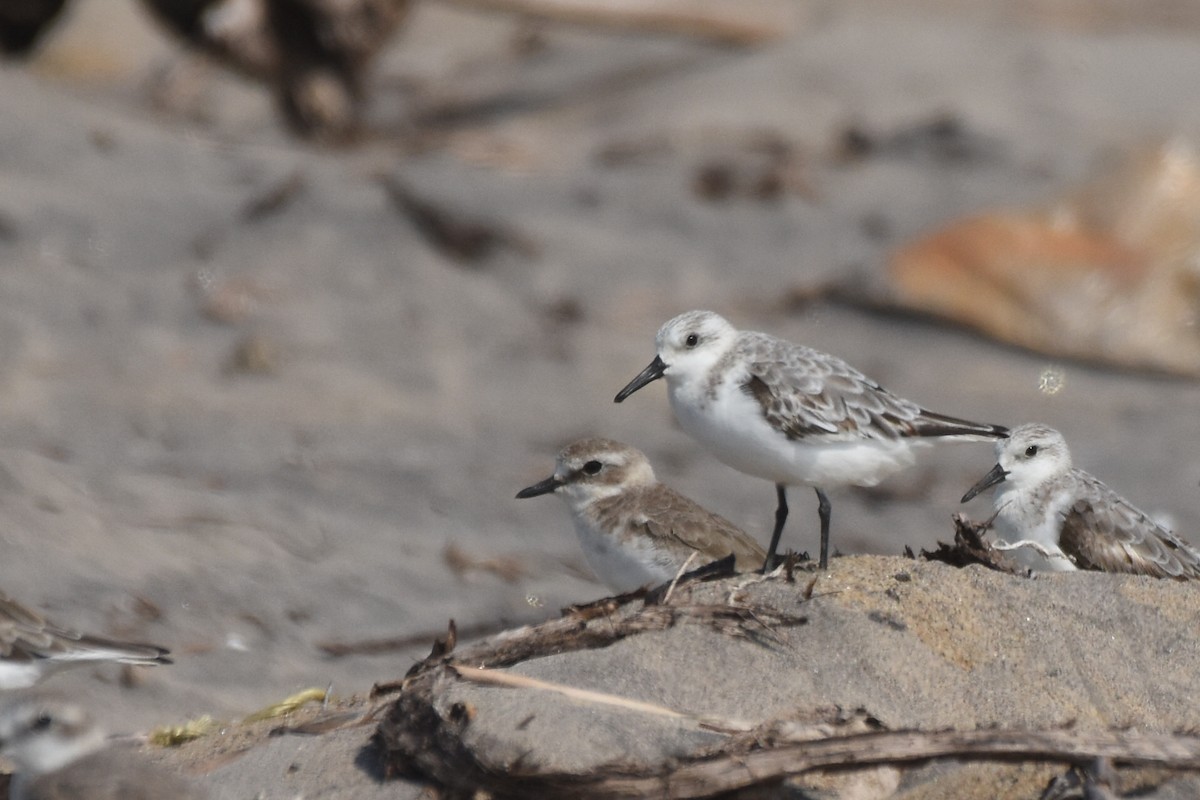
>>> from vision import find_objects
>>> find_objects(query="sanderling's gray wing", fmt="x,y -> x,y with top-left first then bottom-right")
732,334 -> 1005,442
0,591 -> 172,667
632,486 -> 766,570
1058,472 -> 1200,580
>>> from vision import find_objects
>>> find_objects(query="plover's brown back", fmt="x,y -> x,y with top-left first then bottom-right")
592,480 -> 765,572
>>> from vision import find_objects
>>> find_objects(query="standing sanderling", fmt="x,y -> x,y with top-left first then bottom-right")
961,423 -> 1200,578
516,437 -> 765,593
0,591 -> 172,690
614,310 -> 1007,571
0,696 -> 207,799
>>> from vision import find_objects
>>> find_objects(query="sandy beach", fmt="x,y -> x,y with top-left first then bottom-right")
2,1 -> 1200,795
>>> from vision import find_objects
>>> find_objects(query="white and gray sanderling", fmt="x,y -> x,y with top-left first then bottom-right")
0,591 -> 171,691
614,310 -> 1007,570
962,422 -> 1200,579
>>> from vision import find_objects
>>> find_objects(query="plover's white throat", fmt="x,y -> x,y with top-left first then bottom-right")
516,437 -> 765,592
961,423 -> 1200,578
0,591 -> 171,690
0,696 -> 207,800
614,310 -> 1008,571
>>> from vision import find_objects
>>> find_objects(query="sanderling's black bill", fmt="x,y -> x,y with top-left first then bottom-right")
614,355 -> 667,403
961,463 -> 1009,503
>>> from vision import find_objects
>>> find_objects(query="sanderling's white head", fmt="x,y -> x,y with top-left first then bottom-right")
614,310 -> 738,402
962,423 -> 1072,502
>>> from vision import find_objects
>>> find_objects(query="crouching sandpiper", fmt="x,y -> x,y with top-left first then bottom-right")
962,423 -> 1200,578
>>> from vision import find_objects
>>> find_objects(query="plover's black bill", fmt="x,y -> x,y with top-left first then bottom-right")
516,476 -> 562,499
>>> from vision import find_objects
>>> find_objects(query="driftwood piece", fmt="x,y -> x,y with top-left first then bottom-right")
322,617 -> 524,660
921,512 -> 1017,573
402,597 -> 805,679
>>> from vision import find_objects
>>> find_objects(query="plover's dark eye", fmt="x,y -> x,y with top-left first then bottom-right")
1024,445 -> 1038,457
684,333 -> 699,348
582,460 -> 603,475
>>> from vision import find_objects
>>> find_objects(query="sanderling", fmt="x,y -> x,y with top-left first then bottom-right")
961,423 -> 1200,578
614,310 -> 1007,571
516,437 -> 766,592
0,591 -> 172,690
0,696 -> 207,800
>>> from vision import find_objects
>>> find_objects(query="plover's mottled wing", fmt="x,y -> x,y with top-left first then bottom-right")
628,486 -> 765,570
15,749 -> 207,800
734,334 -> 1006,443
1058,474 -> 1200,580
0,591 -> 172,675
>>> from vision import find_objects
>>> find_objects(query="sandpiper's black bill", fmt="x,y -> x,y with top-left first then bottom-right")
516,476 -> 562,499
960,463 -> 1009,503
614,355 -> 667,403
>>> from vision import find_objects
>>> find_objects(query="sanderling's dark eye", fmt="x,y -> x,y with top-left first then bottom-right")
684,333 -> 699,348
32,713 -> 53,732
582,460 -> 602,475
1024,445 -> 1038,457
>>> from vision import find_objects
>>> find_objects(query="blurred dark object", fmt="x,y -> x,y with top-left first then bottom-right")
691,132 -> 810,203
836,112 -> 1003,166
379,174 -> 540,266
139,0 -> 410,142
0,0 -> 68,56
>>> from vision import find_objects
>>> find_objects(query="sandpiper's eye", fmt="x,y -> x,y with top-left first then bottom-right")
32,713 -> 53,732
582,460 -> 602,475
684,333 -> 699,348
1024,445 -> 1038,457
